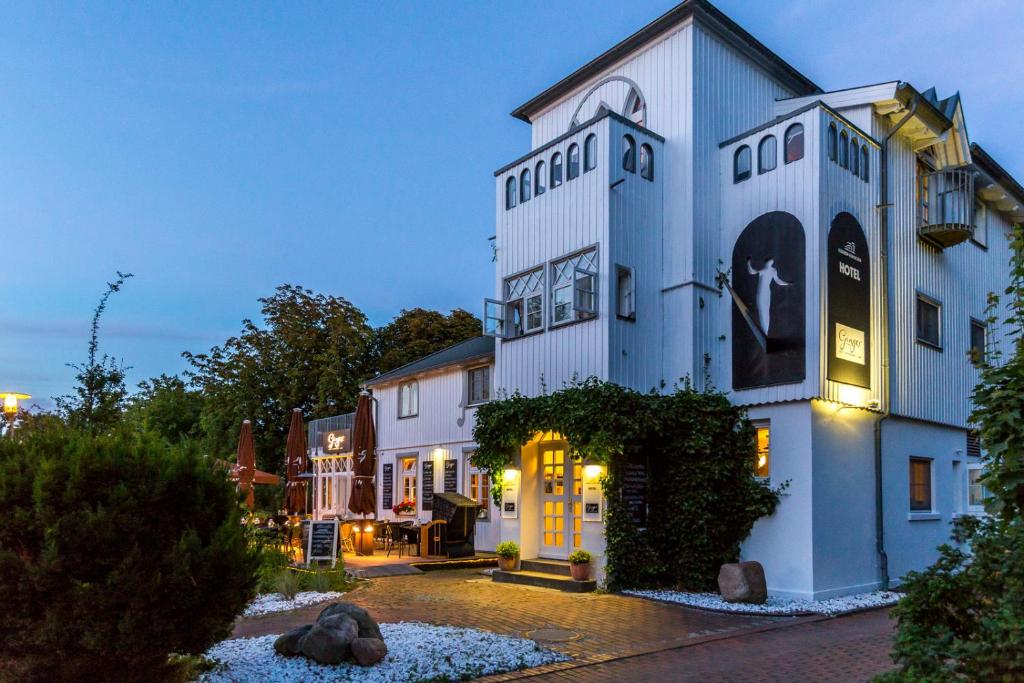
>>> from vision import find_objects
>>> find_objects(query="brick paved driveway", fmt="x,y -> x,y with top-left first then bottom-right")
233,569 -> 895,681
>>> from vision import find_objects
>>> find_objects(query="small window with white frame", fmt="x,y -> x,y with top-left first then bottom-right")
501,267 -> 544,338
970,318 -> 987,365
398,455 -> 417,512
466,452 -> 491,520
616,265 -> 635,320
551,249 -> 598,325
967,464 -> 990,513
909,457 -> 933,512
467,365 -> 490,405
754,422 -> 770,479
398,380 -> 418,418
916,293 -> 942,349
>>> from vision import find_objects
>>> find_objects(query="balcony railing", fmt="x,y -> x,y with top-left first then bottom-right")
917,168 -> 974,248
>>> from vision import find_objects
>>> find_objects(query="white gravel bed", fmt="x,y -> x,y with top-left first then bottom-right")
624,589 -> 901,616
242,591 -> 346,618
200,622 -> 569,682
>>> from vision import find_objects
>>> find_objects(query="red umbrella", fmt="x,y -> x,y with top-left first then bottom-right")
348,392 -> 377,516
284,408 -> 309,515
236,420 -> 256,510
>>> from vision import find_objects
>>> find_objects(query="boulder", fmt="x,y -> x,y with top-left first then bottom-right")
300,614 -> 359,664
351,637 -> 389,667
318,602 -> 383,640
273,624 -> 313,656
718,561 -> 768,604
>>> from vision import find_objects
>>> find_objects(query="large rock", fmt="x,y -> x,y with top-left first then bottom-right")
718,561 -> 768,604
273,624 -> 313,656
300,614 -> 359,664
351,637 -> 389,667
318,602 -> 383,640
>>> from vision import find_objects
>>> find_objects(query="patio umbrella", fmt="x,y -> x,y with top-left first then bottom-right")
284,408 -> 309,515
236,420 -> 256,510
348,391 -> 377,516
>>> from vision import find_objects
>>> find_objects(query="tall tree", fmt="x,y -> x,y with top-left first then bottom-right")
125,374 -> 204,444
370,307 -> 481,374
55,271 -> 134,433
184,284 -> 374,473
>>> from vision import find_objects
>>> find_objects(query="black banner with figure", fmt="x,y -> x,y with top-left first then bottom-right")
827,212 -> 871,388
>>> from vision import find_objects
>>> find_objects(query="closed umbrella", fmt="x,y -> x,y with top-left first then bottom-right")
284,408 -> 309,515
348,391 -> 377,516
236,420 -> 256,510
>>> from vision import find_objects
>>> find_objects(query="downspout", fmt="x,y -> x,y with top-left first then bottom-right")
875,97 -> 918,590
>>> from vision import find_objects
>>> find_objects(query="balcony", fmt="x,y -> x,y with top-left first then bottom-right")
917,168 -> 974,248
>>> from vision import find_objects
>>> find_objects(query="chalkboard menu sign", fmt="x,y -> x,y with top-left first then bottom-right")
622,452 -> 648,528
305,520 -> 338,566
443,459 -> 458,493
422,460 -> 434,511
381,463 -> 394,510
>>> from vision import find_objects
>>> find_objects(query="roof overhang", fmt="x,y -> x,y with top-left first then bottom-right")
972,144 -> 1024,225
510,0 -> 820,123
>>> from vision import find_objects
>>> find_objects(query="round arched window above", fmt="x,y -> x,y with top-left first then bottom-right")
584,134 -> 597,172
520,168 -> 532,202
758,135 -> 777,174
784,123 -> 804,163
640,143 -> 653,180
567,144 -> 580,180
550,152 -> 563,188
505,176 -> 516,209
622,135 -> 636,173
827,123 -> 838,162
734,145 -> 752,183
535,160 -> 546,195
839,130 -> 849,168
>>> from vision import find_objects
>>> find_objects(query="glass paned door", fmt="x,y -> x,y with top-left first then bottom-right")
540,446 -> 581,558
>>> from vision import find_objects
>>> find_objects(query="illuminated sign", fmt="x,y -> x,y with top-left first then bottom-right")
322,429 -> 351,454
827,213 -> 871,388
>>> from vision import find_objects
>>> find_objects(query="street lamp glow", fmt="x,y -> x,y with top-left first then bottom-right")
1,392 -> 30,416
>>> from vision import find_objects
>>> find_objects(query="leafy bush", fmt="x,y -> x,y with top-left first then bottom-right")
568,549 -> 592,565
0,428 -> 260,681
274,569 -> 302,600
495,541 -> 519,559
256,546 -> 292,594
306,569 -> 332,593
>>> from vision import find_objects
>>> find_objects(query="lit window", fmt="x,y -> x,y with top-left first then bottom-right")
909,457 -> 932,511
827,123 -> 838,162
502,267 -> 544,338
550,152 -> 563,188
640,144 -> 653,181
622,134 -> 636,173
520,168 -> 531,203
970,319 -> 987,364
734,145 -> 752,183
758,135 -> 777,174
467,366 -> 490,405
584,134 -> 597,172
466,455 -> 491,521
860,146 -> 869,182
839,130 -> 849,168
784,123 -> 804,163
967,464 -> 989,512
567,143 -> 580,180
398,381 -> 419,418
505,176 -> 516,209
616,265 -> 635,319
754,423 -> 770,479
535,160 -> 546,196
916,294 -> 941,349
399,456 -> 417,510
551,249 -> 598,325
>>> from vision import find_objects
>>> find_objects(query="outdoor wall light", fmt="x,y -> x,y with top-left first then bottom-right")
835,384 -> 870,409
502,467 -> 520,481
1,392 -> 29,415
583,464 -> 604,481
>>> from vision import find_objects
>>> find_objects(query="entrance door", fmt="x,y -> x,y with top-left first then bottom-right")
539,445 -> 582,559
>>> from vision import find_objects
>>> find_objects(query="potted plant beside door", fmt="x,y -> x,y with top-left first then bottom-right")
568,549 -> 592,581
495,541 -> 519,572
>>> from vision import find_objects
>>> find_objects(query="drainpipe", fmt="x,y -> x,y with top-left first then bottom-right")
874,97 -> 918,590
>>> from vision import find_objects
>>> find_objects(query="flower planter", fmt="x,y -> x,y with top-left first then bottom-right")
569,562 -> 591,581
498,555 -> 518,572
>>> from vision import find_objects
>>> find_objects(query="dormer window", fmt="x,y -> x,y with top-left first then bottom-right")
520,168 -> 532,202
399,380 -> 419,418
567,144 -> 580,180
622,135 -> 636,173
734,145 -> 752,183
505,177 -> 516,209
551,152 -> 563,188
584,134 -> 597,172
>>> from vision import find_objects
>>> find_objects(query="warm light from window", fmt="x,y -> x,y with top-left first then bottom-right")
755,426 -> 770,479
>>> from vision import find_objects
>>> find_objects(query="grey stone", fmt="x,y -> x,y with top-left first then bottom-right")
273,624 -> 312,656
351,637 -> 389,667
318,602 -> 383,640
300,614 -> 358,664
718,561 -> 768,604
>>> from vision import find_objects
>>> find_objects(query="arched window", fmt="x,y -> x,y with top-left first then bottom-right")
520,168 -> 532,202
758,135 -> 777,174
640,144 -> 654,180
784,123 -> 804,163
850,139 -> 860,176
839,130 -> 849,168
827,123 -> 838,162
551,152 -> 563,188
535,160 -> 546,195
622,135 -> 636,173
567,143 -> 580,180
734,145 -> 752,183
584,134 -> 597,172
861,146 -> 869,182
505,176 -> 516,209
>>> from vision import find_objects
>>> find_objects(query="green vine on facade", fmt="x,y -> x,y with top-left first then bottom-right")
472,378 -> 784,591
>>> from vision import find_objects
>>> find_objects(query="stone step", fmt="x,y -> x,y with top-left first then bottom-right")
519,558 -> 572,576
492,569 -> 596,593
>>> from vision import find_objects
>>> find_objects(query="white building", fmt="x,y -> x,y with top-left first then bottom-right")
354,0 -> 1021,598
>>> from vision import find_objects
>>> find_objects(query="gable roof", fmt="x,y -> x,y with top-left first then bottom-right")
363,336 -> 495,388
510,0 -> 821,123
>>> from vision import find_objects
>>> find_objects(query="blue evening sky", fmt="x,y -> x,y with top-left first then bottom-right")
2,0 -> 1021,410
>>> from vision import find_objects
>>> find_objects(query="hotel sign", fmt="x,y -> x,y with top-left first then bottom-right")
322,429 -> 351,454
827,213 -> 871,388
